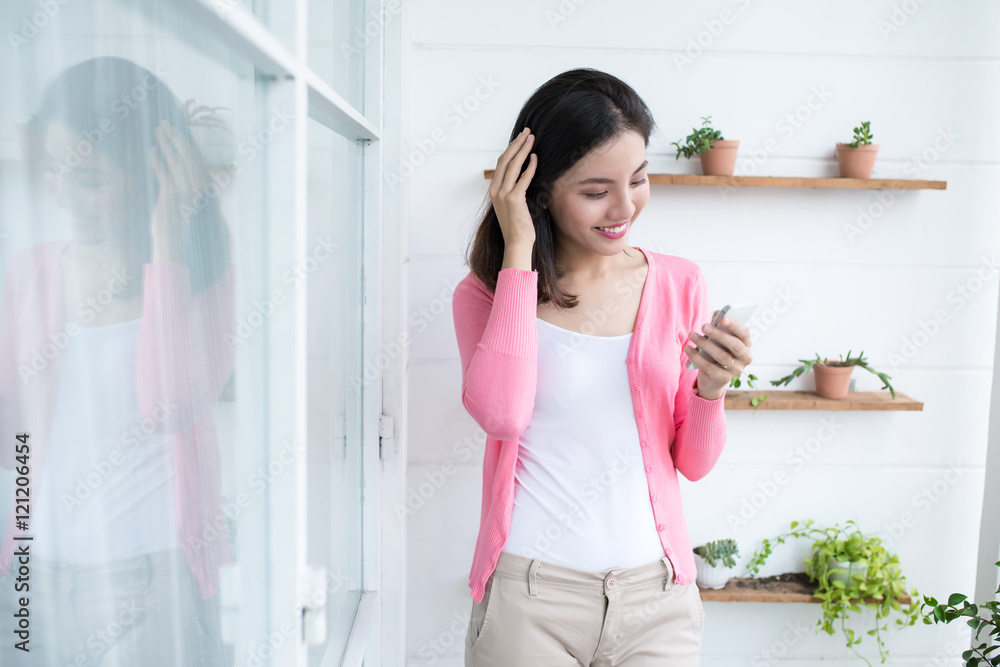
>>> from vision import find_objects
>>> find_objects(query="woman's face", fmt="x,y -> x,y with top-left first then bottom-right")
546,130 -> 650,259
44,119 -> 137,246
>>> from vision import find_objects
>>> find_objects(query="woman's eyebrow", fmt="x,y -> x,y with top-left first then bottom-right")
577,160 -> 648,186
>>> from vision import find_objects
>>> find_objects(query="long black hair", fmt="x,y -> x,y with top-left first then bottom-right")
465,68 -> 655,308
32,56 -> 232,297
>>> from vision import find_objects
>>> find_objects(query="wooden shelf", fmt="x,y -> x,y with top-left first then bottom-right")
699,575 -> 913,605
725,390 -> 923,411
481,170 -> 946,190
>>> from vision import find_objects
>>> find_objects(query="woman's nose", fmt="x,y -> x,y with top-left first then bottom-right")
607,189 -> 635,222
46,171 -> 71,209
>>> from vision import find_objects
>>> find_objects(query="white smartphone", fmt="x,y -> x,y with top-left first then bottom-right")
685,303 -> 759,370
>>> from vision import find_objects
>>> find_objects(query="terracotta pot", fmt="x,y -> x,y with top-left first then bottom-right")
699,140 -> 740,176
836,143 -> 879,179
813,364 -> 854,399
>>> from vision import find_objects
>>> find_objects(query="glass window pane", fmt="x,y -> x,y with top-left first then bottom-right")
309,0 -> 368,118
0,1 -> 344,664
305,119 -> 364,666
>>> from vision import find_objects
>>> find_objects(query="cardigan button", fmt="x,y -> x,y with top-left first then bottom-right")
657,524 -> 665,532
645,465 -> 653,473
641,440 -> 648,447
652,495 -> 659,502
626,358 -> 632,364
631,385 -> 638,392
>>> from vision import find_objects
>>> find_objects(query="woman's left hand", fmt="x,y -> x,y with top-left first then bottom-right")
150,120 -> 208,263
684,313 -> 753,401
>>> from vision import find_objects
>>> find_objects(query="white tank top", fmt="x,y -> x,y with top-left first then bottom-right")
503,317 -> 665,571
32,318 -> 179,563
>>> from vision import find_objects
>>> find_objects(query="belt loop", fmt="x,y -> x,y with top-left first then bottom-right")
660,557 -> 672,591
528,559 -> 541,597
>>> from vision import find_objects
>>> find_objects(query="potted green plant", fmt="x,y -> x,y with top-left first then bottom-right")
920,560 -> 1000,666
694,538 -> 740,589
836,120 -> 879,179
745,520 -> 920,666
729,371 -> 768,410
770,351 -> 896,400
672,116 -> 740,176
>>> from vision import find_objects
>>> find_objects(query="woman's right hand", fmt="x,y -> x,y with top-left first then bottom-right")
489,127 -> 538,249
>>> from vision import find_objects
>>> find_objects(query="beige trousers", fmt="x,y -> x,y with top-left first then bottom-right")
465,550 -> 704,666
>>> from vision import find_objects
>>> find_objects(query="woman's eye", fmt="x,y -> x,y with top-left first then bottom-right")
584,192 -> 607,199
632,177 -> 647,186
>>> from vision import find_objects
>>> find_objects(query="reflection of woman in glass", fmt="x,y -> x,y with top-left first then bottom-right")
0,56 -> 234,665
454,69 -> 753,665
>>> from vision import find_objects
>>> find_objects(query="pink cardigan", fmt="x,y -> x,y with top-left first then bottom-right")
452,247 -> 727,603
0,240 -> 234,599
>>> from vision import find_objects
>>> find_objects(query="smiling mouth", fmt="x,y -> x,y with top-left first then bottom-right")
596,223 -> 628,234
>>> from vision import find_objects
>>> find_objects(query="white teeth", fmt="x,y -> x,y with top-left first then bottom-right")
597,224 -> 626,234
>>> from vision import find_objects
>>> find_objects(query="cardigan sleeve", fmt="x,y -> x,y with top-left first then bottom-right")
670,267 -> 728,481
452,268 -> 538,441
135,262 -> 235,436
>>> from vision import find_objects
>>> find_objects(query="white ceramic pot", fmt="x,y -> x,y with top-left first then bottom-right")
828,558 -> 868,585
694,553 -> 736,589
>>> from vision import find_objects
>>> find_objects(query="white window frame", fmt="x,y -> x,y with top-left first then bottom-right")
117,0 -> 390,664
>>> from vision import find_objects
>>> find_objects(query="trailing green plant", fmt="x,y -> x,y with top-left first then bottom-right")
920,560 -> 1000,666
730,371 -> 768,409
672,116 -> 725,159
847,120 -> 875,148
694,538 -> 739,568
769,350 -> 896,399
744,519 -> 920,665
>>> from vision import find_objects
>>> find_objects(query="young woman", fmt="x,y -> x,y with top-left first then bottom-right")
0,57 -> 233,665
452,69 -> 753,665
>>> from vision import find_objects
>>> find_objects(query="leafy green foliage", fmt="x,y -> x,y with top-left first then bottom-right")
694,538 -> 740,568
672,116 -> 725,159
847,121 -> 875,148
920,561 -> 1000,666
744,520 -> 919,665
769,350 -> 896,399
729,372 -> 768,410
